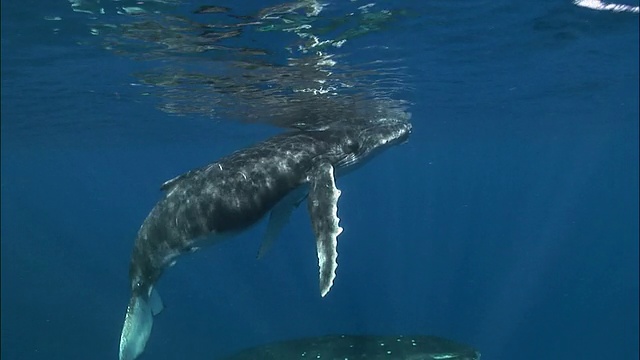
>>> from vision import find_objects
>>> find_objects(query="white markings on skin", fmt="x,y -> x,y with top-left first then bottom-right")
573,0 -> 639,12
433,354 -> 456,359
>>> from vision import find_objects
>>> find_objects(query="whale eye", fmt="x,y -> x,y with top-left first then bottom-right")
346,140 -> 359,154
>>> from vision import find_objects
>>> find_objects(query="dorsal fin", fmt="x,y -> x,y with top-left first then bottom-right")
159,163 -> 221,192
160,172 -> 191,192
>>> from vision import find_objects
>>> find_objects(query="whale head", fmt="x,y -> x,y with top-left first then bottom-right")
332,116 -> 412,171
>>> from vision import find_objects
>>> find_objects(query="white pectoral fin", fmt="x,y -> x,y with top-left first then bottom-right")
307,162 -> 343,297
149,288 -> 164,316
258,188 -> 308,259
119,289 -> 163,360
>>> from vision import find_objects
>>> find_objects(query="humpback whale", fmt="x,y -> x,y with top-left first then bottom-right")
119,118 -> 412,360
220,334 -> 480,360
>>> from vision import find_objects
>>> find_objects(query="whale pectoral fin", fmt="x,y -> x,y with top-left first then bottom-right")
307,162 -> 343,297
119,294 -> 154,360
149,288 -> 164,316
258,190 -> 308,259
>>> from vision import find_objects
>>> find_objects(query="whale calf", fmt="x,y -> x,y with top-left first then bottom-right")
220,334 -> 480,360
119,118 -> 412,360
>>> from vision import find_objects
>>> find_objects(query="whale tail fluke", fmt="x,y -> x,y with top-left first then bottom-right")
119,288 -> 164,360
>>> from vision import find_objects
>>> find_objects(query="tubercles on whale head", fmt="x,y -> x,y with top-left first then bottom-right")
338,118 -> 412,169
363,119 -> 412,147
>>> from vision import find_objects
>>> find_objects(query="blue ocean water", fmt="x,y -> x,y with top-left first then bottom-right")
1,0 -> 638,359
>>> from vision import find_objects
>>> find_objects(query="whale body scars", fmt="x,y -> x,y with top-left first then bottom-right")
119,120 -> 412,360
221,334 -> 480,360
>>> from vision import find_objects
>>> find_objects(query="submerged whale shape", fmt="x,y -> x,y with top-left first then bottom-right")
119,118 -> 412,360
220,334 -> 481,360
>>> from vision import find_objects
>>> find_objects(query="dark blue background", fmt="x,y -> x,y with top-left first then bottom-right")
2,0 -> 638,359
